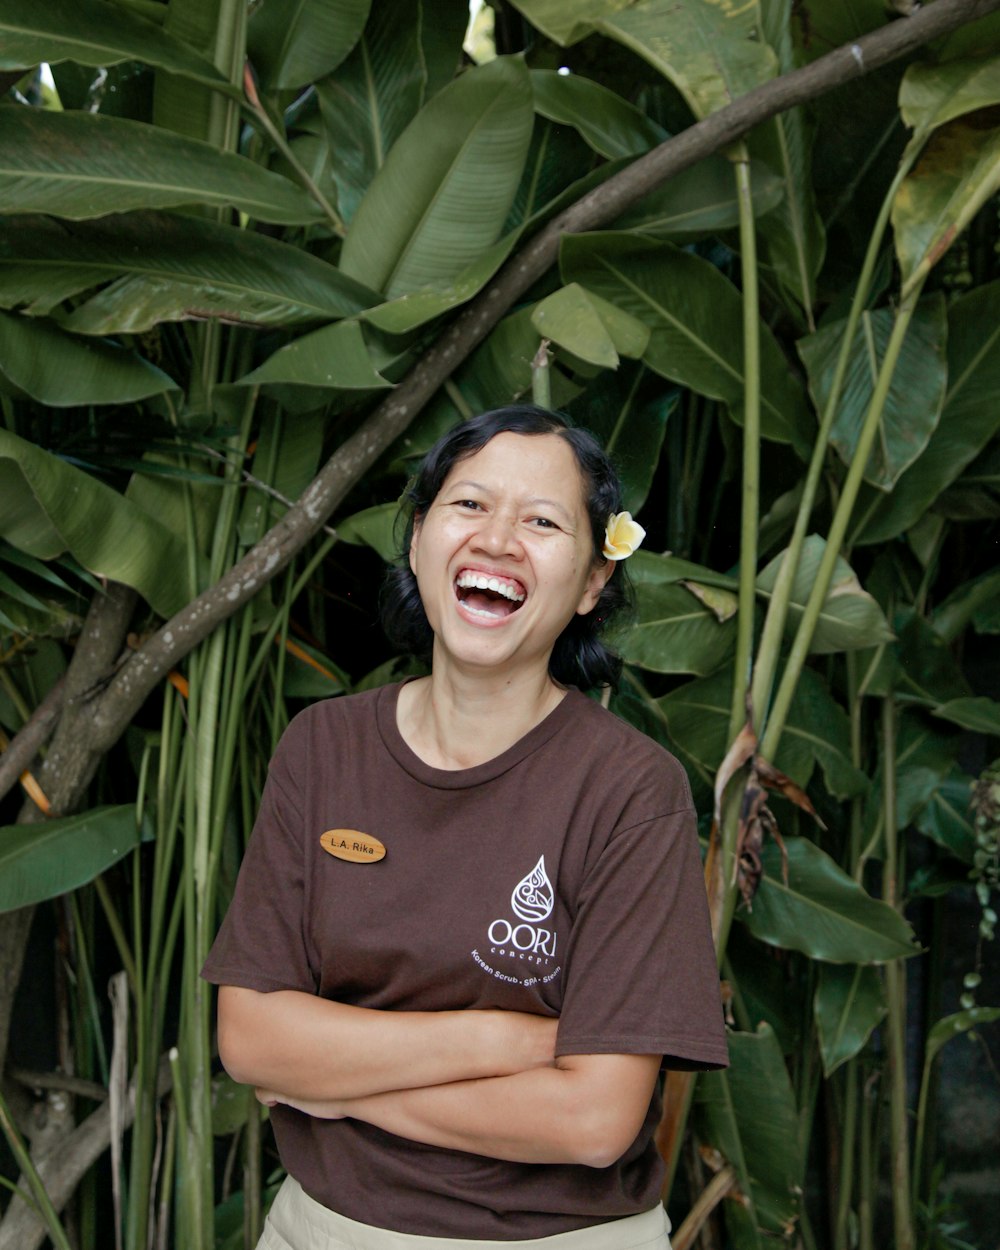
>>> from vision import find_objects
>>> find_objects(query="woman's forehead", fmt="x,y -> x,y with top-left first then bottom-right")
441,432 -> 587,502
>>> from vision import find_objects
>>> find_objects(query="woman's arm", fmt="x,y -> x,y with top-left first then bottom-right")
217,985 -> 558,1100
257,1052 -> 660,1169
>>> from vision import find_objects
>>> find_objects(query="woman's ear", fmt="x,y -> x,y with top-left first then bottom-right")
576,559 -> 614,617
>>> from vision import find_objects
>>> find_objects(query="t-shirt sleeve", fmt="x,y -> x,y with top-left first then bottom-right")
555,798 -> 728,1070
201,726 -> 318,995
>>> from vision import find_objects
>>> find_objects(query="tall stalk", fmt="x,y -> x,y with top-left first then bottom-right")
759,276 -> 926,763
715,146 -> 761,953
881,692 -> 915,1250
661,145 -> 761,1201
749,151 -> 917,731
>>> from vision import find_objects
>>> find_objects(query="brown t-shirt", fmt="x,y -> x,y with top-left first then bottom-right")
202,682 -> 727,1239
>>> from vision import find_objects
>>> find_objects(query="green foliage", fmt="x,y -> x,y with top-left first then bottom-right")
1,2 -> 999,1248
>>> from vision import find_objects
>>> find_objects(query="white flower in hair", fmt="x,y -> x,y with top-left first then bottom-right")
602,512 -> 645,561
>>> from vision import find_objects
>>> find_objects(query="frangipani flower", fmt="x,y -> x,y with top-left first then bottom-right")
603,511 -> 645,561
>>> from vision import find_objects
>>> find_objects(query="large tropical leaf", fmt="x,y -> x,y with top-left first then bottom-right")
620,551 -> 736,677
853,280 -> 1000,544
932,696 -> 1000,737
0,428 -> 198,617
531,283 -> 649,369
899,54 -> 1000,141
0,0 -> 235,95
0,108 -> 323,224
504,120 -> 595,233
568,366 -> 674,514
611,157 -> 784,240
657,666 -> 866,801
529,69 -> 664,158
895,109 -> 1000,299
248,0 -> 371,90
315,0 -> 466,226
814,962 -> 887,1076
755,535 -> 893,654
694,1025 -> 802,1243
750,0 -> 825,326
336,502 -> 399,562
340,56 -> 533,297
798,294 -> 947,491
0,213 -> 377,332
238,320 -> 393,393
743,837 -> 921,964
0,311 -> 177,404
914,765 -> 977,864
445,306 -> 582,417
867,611 -> 970,707
0,806 -> 145,913
933,563 -> 1000,643
510,0 -> 777,118
560,233 -> 812,453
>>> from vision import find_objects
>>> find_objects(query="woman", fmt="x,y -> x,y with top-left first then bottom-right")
203,405 -> 727,1250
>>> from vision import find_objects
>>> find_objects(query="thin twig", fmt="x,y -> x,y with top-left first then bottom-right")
194,442 -> 339,539
7,1070 -> 107,1104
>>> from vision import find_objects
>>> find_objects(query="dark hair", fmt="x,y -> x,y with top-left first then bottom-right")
380,404 -> 635,690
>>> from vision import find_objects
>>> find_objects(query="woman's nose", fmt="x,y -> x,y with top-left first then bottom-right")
473,511 -> 520,554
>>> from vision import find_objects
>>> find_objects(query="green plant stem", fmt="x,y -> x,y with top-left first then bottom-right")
759,279 -> 926,763
859,1068 -> 876,1250
93,874 -> 138,991
531,339 -> 553,410
835,1062 -> 859,1250
912,896 -> 945,1208
729,146 -> 760,742
244,89 -> 346,236
881,693 -> 915,1250
444,378 -> 474,421
244,1090 -> 263,1248
749,156 -> 911,730
0,1087 -> 73,1250
703,150 -> 762,978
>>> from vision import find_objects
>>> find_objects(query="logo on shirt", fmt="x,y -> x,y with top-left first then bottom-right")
470,855 -> 562,987
485,855 -> 558,964
511,855 -> 553,923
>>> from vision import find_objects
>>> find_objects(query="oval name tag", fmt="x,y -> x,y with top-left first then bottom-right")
320,829 -> 386,864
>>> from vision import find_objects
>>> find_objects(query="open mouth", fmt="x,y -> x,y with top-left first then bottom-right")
454,570 -> 526,620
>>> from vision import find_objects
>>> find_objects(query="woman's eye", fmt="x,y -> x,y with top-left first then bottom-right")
457,499 -> 482,511
530,517 -> 558,529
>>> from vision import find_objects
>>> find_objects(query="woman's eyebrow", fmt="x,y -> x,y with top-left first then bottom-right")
449,481 -> 574,524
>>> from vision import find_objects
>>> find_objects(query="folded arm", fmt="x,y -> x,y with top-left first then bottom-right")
257,1052 -> 660,1169
217,984 -> 558,1101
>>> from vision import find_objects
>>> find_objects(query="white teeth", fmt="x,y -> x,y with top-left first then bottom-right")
455,571 -> 525,602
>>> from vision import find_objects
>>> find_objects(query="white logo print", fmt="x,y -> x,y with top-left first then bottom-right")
471,853 -> 562,986
511,855 -> 553,923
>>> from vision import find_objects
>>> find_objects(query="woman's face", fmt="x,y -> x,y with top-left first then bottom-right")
409,432 -> 612,680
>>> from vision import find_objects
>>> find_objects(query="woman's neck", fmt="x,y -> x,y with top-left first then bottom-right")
396,667 -> 567,770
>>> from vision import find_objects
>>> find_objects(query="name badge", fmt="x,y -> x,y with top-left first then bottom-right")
320,829 -> 386,863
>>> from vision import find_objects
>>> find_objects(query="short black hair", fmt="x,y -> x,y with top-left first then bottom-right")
380,404 -> 635,690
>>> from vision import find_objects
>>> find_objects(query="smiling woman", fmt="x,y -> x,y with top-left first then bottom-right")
202,406 -> 728,1249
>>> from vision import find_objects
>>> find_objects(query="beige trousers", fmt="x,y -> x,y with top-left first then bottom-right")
258,1176 -> 673,1250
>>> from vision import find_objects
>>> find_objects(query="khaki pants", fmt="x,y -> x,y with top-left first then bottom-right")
258,1176 -> 672,1250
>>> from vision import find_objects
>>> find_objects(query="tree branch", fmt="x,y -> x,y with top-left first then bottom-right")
0,1059 -> 171,1250
85,0 -> 999,750
0,677 -> 65,808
